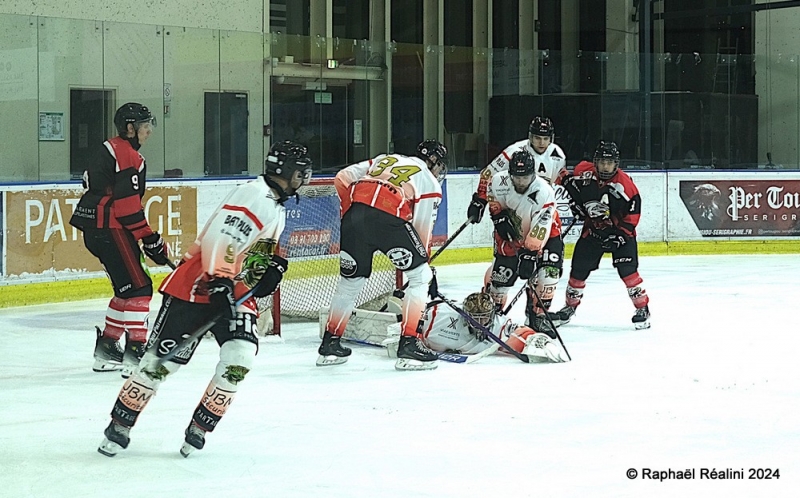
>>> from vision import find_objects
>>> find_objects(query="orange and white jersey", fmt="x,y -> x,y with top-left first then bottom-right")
478,139 -> 567,199
487,172 -> 558,252
335,153 -> 442,252
159,176 -> 285,312
420,302 -> 516,354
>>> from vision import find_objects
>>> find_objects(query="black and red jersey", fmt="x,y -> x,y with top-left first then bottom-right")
570,160 -> 641,238
69,136 -> 154,240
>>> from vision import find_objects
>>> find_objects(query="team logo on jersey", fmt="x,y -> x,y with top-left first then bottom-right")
499,176 -> 510,187
387,247 -> 414,270
249,238 -> 277,256
339,250 -> 358,277
447,317 -> 459,329
584,200 -> 610,219
527,191 -> 538,204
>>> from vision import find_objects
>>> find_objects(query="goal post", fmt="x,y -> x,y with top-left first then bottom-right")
257,178 -> 401,335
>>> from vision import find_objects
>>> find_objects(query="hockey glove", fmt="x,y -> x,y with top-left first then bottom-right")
467,193 -> 488,224
208,277 -> 237,321
491,209 -> 520,242
600,233 -> 628,251
568,199 -> 587,221
251,255 -> 289,298
517,250 -> 538,280
428,267 -> 439,300
142,232 -> 171,266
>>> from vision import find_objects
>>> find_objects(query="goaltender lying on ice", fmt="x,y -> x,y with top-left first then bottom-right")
318,292 -> 569,364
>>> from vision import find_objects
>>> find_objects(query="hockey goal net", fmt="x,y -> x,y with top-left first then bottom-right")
257,178 -> 400,335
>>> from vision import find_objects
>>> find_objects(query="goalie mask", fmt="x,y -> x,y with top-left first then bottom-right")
593,140 -> 620,181
463,292 -> 495,335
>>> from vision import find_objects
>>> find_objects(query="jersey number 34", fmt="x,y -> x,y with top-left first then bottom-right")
369,156 -> 420,187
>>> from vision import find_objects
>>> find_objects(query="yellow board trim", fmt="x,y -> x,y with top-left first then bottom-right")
2,240 -> 799,309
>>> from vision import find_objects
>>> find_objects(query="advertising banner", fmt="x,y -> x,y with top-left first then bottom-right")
5,186 -> 198,276
679,180 -> 800,237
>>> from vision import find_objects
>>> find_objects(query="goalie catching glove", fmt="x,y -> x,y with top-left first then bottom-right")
141,232 -> 170,265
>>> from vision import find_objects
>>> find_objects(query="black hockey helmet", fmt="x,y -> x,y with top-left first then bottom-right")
417,139 -> 448,183
508,150 -> 535,177
114,103 -> 156,135
593,140 -> 620,180
265,140 -> 313,186
528,116 -> 554,138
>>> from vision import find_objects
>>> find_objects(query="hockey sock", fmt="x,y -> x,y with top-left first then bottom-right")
564,277 -> 586,308
111,371 -> 161,427
530,266 -> 559,314
400,264 -> 433,337
104,296 -> 151,342
326,276 -> 367,336
190,340 -> 256,432
622,272 -> 649,308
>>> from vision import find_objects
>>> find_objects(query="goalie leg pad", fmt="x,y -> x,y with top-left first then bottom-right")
522,333 -> 569,363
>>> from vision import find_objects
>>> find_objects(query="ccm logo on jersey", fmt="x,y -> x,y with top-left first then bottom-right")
223,215 -> 254,237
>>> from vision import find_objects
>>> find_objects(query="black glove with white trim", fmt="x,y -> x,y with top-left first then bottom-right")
491,209 -> 519,242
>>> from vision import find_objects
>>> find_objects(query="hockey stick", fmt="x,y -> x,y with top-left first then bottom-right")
527,284 -> 572,361
379,218 -> 473,311
436,292 -> 530,363
155,288 -> 257,366
437,343 -> 500,364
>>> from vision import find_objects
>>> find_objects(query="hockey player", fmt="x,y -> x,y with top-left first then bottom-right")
400,292 -> 568,363
69,103 -> 169,377
318,140 -> 447,371
97,141 -> 311,458
483,150 -> 561,334
551,141 -> 651,329
467,116 -> 567,332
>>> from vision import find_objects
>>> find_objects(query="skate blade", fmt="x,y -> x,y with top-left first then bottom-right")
634,319 -> 651,330
395,358 -> 438,371
93,360 -> 122,372
97,438 -> 122,457
180,442 -> 197,458
120,365 -> 137,379
316,355 -> 349,366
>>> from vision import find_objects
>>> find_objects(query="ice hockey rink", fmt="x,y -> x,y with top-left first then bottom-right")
1,254 -> 798,498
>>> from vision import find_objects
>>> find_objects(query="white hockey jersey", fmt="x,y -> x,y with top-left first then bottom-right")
420,302 -> 515,354
487,171 -> 557,252
160,176 -> 285,312
478,139 -> 567,196
335,153 -> 442,252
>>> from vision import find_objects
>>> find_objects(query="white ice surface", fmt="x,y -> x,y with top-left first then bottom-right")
1,255 -> 798,498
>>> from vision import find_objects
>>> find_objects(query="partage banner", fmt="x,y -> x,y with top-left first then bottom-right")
5,186 -> 198,276
679,180 -> 800,237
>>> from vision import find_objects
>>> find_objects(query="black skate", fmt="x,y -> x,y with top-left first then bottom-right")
316,331 -> 352,366
93,327 -> 123,372
632,305 -> 651,330
121,340 -> 146,379
528,313 -> 558,339
395,335 -> 438,371
180,423 -> 207,458
547,305 -> 576,327
97,421 -> 131,457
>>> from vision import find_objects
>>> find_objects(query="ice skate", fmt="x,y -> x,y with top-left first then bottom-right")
180,423 -> 207,458
316,331 -> 351,366
97,421 -> 131,457
93,327 -> 123,372
528,313 -> 558,339
395,335 -> 438,371
632,305 -> 651,330
547,305 -> 575,327
121,340 -> 146,379
523,333 -> 569,363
